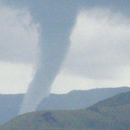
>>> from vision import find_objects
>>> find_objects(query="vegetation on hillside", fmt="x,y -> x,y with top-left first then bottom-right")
0,91 -> 130,130
0,87 -> 129,125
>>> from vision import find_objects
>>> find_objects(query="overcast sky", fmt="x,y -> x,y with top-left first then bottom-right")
0,5 -> 130,94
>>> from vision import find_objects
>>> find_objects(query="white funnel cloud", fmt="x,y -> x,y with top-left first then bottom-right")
19,1 -> 78,114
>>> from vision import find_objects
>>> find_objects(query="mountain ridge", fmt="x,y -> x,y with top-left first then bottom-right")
1,90 -> 130,130
0,87 -> 129,125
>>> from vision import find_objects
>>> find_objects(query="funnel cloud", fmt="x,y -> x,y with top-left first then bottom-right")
20,1 -> 78,114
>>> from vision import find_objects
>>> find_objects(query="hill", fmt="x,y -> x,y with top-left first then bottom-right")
38,87 -> 130,110
0,90 -> 130,130
0,87 -> 129,125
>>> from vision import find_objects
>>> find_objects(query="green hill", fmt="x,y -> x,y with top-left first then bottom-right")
1,91 -> 130,130
0,87 -> 129,125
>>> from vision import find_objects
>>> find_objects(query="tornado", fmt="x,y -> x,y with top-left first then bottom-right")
17,1 -> 78,114
1,0 -> 78,114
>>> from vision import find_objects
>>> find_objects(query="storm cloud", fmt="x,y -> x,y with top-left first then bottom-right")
0,6 -> 39,64
64,8 -> 130,80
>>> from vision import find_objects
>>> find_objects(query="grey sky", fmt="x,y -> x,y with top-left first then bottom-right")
64,8 -> 130,80
0,1 -> 130,94
0,6 -> 39,64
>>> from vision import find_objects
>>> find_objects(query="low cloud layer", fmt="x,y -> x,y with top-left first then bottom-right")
64,8 -> 130,80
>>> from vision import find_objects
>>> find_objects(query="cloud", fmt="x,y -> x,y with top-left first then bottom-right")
63,8 -> 130,80
0,6 -> 39,64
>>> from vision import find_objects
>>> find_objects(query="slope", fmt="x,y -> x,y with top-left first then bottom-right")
1,91 -> 130,130
0,87 -> 129,125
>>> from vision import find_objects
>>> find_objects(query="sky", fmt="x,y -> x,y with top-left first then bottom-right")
0,4 -> 130,94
